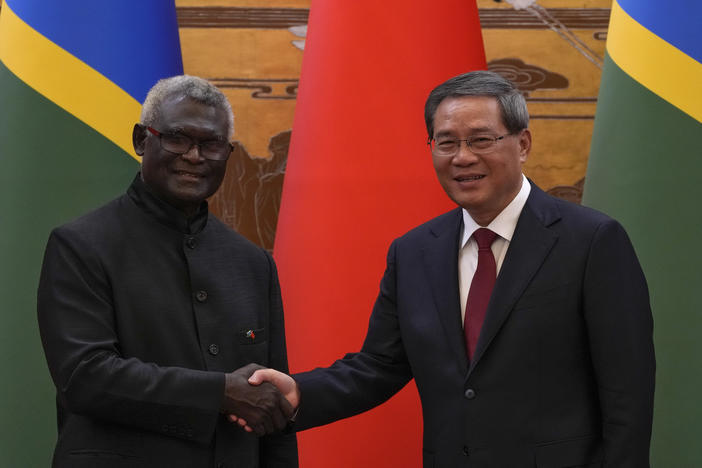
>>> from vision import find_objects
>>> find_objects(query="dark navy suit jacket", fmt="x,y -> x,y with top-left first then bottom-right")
294,182 -> 654,468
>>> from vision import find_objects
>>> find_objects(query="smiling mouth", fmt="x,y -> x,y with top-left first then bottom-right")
455,175 -> 485,182
175,170 -> 204,179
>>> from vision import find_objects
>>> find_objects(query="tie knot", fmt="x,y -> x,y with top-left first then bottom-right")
473,228 -> 497,250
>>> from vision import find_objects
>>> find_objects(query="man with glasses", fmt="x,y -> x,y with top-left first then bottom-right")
239,71 -> 655,467
38,75 -> 298,468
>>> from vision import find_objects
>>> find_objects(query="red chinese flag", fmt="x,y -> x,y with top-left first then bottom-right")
274,1 -> 486,466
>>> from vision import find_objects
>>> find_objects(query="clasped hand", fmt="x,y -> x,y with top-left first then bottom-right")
221,363 -> 294,436
223,364 -> 300,435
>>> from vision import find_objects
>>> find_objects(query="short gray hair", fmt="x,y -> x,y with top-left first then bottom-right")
140,75 -> 234,139
424,70 -> 528,140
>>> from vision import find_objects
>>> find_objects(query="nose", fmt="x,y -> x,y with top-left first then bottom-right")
452,140 -> 479,165
181,143 -> 204,163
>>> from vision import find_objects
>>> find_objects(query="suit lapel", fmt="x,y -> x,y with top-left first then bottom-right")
468,184 -> 561,375
422,209 -> 469,373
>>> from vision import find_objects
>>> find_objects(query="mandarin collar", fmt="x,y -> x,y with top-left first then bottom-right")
127,173 -> 209,235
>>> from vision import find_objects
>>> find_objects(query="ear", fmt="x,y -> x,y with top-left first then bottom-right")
518,128 -> 532,163
132,124 -> 147,156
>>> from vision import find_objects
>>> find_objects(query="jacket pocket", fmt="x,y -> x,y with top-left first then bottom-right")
236,327 -> 267,345
534,434 -> 603,468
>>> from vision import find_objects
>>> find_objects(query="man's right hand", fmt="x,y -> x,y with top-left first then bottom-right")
228,368 -> 300,433
221,363 -> 294,436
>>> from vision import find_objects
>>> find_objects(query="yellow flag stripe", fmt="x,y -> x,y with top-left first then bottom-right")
0,3 -> 141,160
607,0 -> 702,124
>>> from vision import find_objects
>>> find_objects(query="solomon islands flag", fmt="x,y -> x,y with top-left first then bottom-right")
0,1 -> 182,465
583,0 -> 702,464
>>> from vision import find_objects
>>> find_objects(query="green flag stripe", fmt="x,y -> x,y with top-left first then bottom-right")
606,0 -> 702,124
584,52 -> 702,466
0,60 -> 137,466
0,2 -> 143,159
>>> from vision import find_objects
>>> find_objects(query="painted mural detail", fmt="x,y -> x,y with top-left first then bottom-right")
210,131 -> 290,250
488,58 -> 568,96
176,7 -> 610,31
546,178 -> 584,204
211,78 -> 298,100
289,25 -> 307,50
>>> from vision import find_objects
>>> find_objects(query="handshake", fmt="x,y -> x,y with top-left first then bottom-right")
220,363 -> 300,436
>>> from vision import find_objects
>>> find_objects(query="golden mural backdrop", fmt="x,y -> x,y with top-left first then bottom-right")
178,0 -> 611,249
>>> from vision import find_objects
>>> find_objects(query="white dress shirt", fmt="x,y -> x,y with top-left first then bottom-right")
459,174 -> 531,323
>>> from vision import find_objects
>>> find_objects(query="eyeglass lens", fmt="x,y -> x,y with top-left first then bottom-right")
160,133 -> 231,160
431,135 -> 503,156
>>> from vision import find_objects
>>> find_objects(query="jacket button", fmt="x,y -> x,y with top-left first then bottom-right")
196,290 -> 208,302
464,388 -> 476,399
186,236 -> 197,249
208,344 -> 220,356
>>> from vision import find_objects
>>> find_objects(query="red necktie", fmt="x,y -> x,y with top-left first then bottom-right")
465,228 -> 498,360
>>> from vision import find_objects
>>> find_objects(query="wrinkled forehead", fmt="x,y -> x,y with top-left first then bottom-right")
432,96 -> 506,135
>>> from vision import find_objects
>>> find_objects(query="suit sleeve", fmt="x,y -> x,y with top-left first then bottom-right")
293,240 -> 413,430
582,219 -> 655,467
37,228 -> 224,445
259,251 -> 299,467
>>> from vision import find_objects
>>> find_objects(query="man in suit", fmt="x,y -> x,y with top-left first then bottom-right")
239,71 -> 655,467
37,75 -> 297,468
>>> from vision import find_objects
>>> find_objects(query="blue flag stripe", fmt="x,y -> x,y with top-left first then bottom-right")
617,0 -> 702,64
5,0 -> 183,103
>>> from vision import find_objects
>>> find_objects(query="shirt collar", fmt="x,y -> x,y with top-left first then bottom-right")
127,173 -> 209,235
460,174 -> 531,248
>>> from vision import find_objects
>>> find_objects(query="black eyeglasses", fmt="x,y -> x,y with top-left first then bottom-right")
146,126 -> 233,161
429,133 -> 512,157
